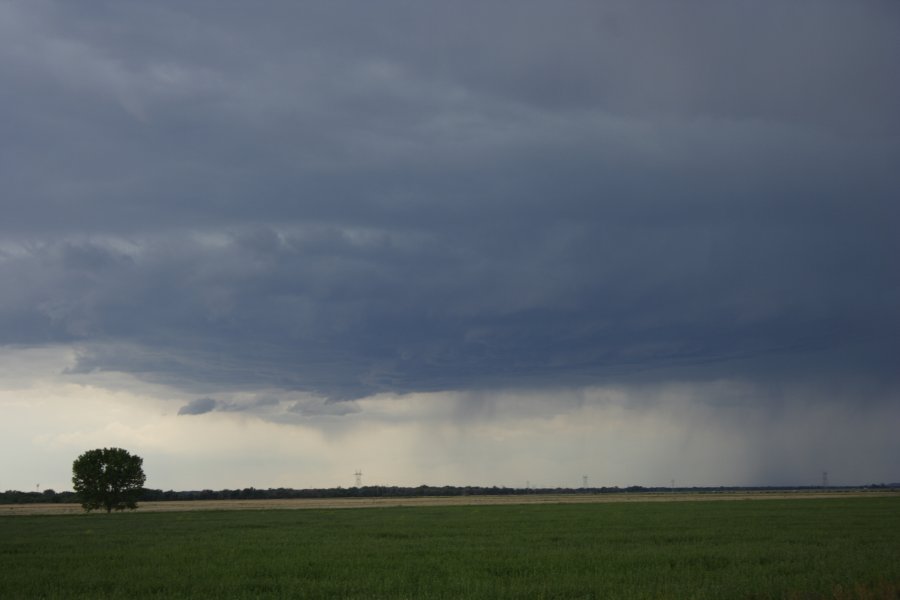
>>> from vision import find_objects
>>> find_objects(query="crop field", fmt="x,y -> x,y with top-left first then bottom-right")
1,496 -> 898,599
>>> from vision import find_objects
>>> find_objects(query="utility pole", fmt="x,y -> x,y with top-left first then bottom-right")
354,470 -> 362,488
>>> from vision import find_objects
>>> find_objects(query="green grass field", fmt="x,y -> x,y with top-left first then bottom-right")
1,497 -> 898,599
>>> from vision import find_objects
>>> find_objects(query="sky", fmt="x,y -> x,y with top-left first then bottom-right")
2,1 -> 899,492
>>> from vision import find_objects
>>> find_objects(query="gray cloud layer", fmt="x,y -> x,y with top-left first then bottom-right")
2,1 -> 898,403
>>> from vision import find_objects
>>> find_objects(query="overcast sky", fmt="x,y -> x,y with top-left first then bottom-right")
2,1 -> 899,492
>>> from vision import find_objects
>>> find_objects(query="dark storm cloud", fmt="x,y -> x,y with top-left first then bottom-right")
2,1 -> 898,401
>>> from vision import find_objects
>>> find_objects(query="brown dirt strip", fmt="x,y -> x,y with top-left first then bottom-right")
2,490 -> 897,516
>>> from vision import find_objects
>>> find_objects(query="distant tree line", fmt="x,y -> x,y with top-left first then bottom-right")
0,489 -> 78,504
137,485 -> 624,502
134,483 -> 900,502
3,483 -> 896,505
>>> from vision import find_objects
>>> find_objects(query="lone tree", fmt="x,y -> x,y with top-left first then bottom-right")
72,447 -> 146,513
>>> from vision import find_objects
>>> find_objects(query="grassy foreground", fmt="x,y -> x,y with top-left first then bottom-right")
1,497 -> 898,599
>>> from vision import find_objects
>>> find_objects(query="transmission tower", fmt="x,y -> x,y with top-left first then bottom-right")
822,471 -> 828,489
354,470 -> 362,488
582,475 -> 588,489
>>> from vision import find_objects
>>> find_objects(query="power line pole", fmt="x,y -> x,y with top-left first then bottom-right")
822,471 -> 828,489
354,470 -> 362,488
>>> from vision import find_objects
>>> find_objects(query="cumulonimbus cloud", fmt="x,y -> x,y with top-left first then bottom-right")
0,0 -> 897,406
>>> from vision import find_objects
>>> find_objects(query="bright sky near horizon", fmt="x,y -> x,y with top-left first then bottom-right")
1,1 -> 899,492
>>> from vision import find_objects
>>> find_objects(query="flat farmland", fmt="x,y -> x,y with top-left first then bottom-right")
2,495 -> 898,598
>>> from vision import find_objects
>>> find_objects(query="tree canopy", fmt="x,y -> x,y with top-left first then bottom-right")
72,447 -> 146,513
